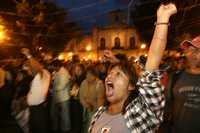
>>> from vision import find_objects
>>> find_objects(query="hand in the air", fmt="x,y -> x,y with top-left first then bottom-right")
157,3 -> 177,22
103,50 -> 119,63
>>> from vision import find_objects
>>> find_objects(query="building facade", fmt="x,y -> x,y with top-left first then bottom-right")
64,10 -> 146,61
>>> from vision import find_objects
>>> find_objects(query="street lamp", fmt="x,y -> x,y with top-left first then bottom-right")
140,43 -> 146,49
86,45 -> 92,51
58,54 -> 64,60
68,52 -> 73,57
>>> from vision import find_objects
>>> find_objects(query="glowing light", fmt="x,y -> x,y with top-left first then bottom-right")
68,52 -> 73,57
88,54 -> 91,59
86,45 -> 92,51
0,31 -> 5,40
38,47 -> 42,50
0,24 -> 8,42
58,54 -> 64,60
0,25 -> 4,29
83,57 -> 88,61
140,43 -> 146,49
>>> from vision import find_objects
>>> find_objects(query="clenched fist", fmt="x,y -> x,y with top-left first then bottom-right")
157,3 -> 177,22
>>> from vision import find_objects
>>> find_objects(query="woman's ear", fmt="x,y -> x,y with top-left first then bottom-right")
128,84 -> 135,91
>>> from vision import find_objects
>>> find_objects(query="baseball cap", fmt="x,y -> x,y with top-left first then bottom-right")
180,35 -> 200,50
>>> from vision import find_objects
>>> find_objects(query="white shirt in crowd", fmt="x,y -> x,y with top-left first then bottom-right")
27,69 -> 51,105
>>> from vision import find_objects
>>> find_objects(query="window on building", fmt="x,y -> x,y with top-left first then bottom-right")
113,37 -> 121,49
100,38 -> 106,50
129,37 -> 135,49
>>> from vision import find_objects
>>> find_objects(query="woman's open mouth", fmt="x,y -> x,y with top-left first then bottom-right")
106,81 -> 114,97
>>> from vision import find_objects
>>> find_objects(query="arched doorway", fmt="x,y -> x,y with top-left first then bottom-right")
113,37 -> 121,49
129,37 -> 135,49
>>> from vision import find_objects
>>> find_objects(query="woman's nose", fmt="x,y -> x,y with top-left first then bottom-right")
106,73 -> 112,80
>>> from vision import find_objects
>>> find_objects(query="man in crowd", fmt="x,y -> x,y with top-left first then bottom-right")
164,35 -> 200,133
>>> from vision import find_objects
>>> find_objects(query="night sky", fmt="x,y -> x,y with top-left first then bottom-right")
48,0 -> 131,33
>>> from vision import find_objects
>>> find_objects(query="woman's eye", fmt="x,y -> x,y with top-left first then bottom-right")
116,72 -> 121,76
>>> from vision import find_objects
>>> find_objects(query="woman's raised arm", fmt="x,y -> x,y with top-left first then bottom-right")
145,3 -> 177,71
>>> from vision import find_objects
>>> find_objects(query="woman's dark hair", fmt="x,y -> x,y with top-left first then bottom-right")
107,61 -> 139,114
86,65 -> 98,77
71,63 -> 86,86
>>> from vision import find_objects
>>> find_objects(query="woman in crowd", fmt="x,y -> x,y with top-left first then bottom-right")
89,3 -> 177,133
69,63 -> 86,133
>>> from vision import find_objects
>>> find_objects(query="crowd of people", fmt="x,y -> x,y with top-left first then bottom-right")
0,3 -> 200,133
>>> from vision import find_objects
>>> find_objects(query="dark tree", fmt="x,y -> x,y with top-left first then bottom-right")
4,0 -> 81,54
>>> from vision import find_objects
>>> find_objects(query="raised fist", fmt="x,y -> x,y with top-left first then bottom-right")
157,3 -> 177,22
103,50 -> 119,63
103,50 -> 115,60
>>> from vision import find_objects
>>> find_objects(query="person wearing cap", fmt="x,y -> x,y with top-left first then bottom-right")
162,35 -> 200,133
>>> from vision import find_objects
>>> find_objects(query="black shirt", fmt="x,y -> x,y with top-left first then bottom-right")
172,71 -> 200,133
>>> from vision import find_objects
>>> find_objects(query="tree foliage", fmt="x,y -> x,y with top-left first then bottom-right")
12,0 -> 65,52
2,0 -> 81,55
